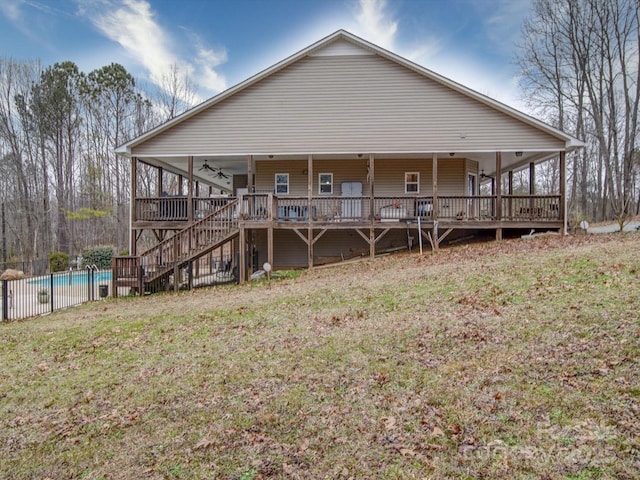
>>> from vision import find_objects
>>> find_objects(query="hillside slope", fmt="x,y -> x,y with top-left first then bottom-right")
1,233 -> 639,479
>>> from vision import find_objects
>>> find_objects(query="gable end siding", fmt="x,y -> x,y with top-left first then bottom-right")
133,55 -> 565,156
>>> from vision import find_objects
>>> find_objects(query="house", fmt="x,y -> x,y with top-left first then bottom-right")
113,30 -> 582,294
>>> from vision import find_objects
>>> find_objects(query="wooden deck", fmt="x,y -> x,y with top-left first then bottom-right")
117,193 -> 563,293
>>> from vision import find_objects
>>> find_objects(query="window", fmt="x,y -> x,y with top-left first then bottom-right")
405,172 -> 419,194
275,173 -> 289,194
319,173 -> 333,194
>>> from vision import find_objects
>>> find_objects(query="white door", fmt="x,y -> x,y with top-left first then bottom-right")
467,174 -> 477,218
341,182 -> 362,219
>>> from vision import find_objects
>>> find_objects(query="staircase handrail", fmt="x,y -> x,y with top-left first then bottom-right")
137,198 -> 239,271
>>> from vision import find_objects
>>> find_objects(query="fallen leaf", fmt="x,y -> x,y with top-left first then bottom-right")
384,416 -> 396,429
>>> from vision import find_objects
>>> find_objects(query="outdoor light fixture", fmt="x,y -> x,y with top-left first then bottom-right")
515,151 -> 523,157
449,152 -> 455,157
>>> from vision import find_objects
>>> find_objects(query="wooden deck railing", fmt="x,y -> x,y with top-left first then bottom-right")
133,194 -> 562,224
134,196 -> 234,222
501,195 -> 561,221
139,199 -> 239,279
437,196 -> 497,220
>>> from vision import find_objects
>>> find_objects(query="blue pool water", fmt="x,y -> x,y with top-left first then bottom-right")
29,271 -> 112,287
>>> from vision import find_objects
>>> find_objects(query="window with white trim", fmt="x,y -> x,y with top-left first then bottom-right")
405,172 -> 419,194
275,173 -> 289,194
319,173 -> 333,194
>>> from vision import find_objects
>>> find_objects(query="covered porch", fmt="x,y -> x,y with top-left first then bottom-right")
122,149 -> 566,285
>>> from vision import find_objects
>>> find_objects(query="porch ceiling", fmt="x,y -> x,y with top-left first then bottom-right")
138,149 -> 561,186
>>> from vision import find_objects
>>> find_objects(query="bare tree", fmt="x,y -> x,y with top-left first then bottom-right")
517,0 -> 639,225
155,63 -> 199,121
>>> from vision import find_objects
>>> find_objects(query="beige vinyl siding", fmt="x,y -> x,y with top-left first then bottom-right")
436,159 -> 465,196
133,54 -> 565,157
255,158 -> 469,196
255,159 -> 370,196
373,158 -> 466,196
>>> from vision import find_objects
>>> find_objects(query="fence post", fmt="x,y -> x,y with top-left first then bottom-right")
49,274 -> 54,313
87,266 -> 93,302
2,279 -> 8,321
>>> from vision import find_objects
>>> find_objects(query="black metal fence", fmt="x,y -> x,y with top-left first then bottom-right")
1,267 -> 112,322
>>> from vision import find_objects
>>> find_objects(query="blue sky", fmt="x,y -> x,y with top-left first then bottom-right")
0,0 -> 533,111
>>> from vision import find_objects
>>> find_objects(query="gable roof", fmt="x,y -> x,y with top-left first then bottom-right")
116,30 -> 582,156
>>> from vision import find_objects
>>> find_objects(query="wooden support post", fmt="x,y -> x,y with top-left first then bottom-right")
268,225 -> 274,268
369,153 -> 375,259
178,175 -> 184,195
239,228 -> 246,284
247,154 -> 254,192
529,162 -> 535,195
508,170 -> 513,220
432,153 -> 438,220
130,156 -> 138,256
432,153 -> 439,251
370,227 -> 375,259
187,156 -> 194,222
307,154 -> 313,268
173,235 -> 179,292
158,167 -> 164,197
529,161 -> 535,215
267,193 -> 275,268
495,152 -> 502,241
559,151 -> 567,235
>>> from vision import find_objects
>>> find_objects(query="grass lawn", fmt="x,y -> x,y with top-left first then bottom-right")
1,233 -> 638,479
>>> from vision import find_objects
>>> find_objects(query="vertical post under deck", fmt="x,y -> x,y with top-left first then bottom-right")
559,151 -> 567,235
432,153 -> 439,250
268,193 -> 274,268
239,227 -> 246,284
307,154 -> 313,269
369,154 -> 375,259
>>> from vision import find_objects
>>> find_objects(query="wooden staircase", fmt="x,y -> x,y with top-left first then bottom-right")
112,199 -> 240,295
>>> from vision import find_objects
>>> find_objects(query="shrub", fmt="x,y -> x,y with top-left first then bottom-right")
5,256 -> 19,270
49,252 -> 69,272
82,246 -> 115,270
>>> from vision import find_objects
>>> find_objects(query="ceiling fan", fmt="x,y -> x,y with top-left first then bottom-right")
199,160 -> 230,179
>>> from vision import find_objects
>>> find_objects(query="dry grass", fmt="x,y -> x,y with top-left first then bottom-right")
1,233 -> 639,479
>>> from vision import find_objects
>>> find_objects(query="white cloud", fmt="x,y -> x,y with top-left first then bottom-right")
188,31 -> 228,95
473,0 -> 531,54
353,0 -> 398,50
0,0 -> 22,21
81,0 -> 227,103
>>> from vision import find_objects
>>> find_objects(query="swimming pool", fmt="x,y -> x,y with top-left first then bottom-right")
29,271 -> 112,287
